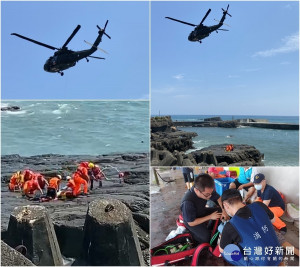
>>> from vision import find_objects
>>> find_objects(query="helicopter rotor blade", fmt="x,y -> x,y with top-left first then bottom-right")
88,55 -> 105,60
214,19 -> 231,27
11,33 -> 58,50
165,17 -> 196,27
222,4 -> 232,17
217,29 -> 229,31
62,25 -> 81,49
199,9 -> 211,25
84,40 -> 109,54
97,20 -> 111,39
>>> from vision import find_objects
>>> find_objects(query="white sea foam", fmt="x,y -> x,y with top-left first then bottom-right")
4,110 -> 27,115
52,110 -> 62,115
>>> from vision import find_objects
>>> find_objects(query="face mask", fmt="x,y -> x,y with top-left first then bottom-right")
254,184 -> 262,190
224,206 -> 233,218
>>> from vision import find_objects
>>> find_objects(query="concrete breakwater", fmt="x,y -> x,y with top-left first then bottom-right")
173,119 -> 299,130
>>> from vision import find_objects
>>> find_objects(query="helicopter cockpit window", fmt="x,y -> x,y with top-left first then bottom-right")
51,56 -> 58,65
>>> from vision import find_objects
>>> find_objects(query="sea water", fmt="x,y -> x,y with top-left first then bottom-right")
169,115 -> 299,166
1,101 -> 149,156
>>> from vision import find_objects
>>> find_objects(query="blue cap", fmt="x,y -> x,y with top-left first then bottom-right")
253,173 -> 265,184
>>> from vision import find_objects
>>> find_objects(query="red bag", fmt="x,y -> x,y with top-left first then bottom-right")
151,233 -> 196,266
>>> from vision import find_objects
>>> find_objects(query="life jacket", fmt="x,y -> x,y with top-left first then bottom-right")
49,177 -> 60,190
75,166 -> 89,181
24,179 -> 40,194
228,202 -> 281,266
67,179 -> 76,190
225,144 -> 234,152
79,162 -> 89,168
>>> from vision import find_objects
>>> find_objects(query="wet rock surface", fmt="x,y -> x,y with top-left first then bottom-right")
192,144 -> 264,166
1,153 -> 150,265
1,106 -> 21,112
151,116 -> 198,166
151,116 -> 263,166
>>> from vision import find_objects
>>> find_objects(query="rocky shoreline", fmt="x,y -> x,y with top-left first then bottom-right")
151,116 -> 264,166
1,153 -> 150,265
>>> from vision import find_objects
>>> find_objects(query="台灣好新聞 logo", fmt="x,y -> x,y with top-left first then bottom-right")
223,244 -> 242,262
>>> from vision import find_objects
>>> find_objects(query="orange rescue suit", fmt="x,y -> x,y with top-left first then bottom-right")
48,177 -> 61,191
73,169 -> 88,195
23,178 -> 41,195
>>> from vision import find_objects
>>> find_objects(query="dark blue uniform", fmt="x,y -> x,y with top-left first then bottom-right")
181,186 -> 221,243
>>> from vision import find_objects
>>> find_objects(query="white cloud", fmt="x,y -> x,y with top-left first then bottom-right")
173,74 -> 184,80
280,61 -> 291,65
253,32 -> 299,57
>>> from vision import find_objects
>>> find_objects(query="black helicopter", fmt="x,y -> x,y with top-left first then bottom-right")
11,21 -> 111,76
166,5 -> 232,43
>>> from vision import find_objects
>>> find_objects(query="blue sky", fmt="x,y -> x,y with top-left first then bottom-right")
2,1 -> 149,99
151,1 -> 299,116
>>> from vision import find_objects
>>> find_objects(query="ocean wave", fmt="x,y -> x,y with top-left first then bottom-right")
3,110 -> 27,115
1,103 -> 9,108
52,110 -> 62,115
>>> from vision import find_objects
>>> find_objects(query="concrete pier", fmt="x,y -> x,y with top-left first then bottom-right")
82,199 -> 144,266
173,120 -> 299,130
6,205 -> 63,266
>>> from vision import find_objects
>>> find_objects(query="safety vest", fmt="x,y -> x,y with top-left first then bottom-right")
229,202 -> 281,266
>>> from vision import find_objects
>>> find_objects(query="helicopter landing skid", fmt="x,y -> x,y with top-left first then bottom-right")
58,71 -> 64,76
85,57 -> 89,62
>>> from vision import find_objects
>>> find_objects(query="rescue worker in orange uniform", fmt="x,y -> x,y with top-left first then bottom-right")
23,169 -> 36,183
73,165 -> 89,196
78,161 -> 96,190
90,164 -> 105,189
46,175 -> 62,199
35,173 -> 48,190
8,171 -> 24,191
23,178 -> 43,198
66,176 -> 76,196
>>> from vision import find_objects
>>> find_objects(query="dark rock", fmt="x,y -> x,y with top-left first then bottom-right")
1,240 -> 35,266
1,106 -> 21,112
192,144 -> 264,166
204,117 -> 222,122
151,116 -> 174,133
217,121 -> 238,128
132,212 -> 149,233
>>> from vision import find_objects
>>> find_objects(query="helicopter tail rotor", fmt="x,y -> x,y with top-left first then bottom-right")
222,4 -> 232,17
97,20 -> 111,39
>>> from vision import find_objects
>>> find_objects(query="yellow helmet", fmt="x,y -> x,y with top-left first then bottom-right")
88,162 -> 95,168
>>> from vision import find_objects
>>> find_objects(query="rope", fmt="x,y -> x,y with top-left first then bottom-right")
156,171 -> 175,183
